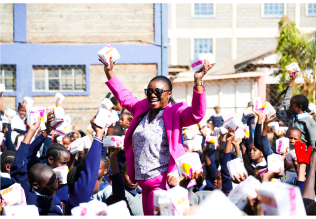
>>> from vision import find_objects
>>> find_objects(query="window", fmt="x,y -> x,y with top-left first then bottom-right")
263,3 -> 284,18
0,65 -> 16,91
33,65 -> 86,92
194,3 -> 215,17
307,3 -> 316,16
194,39 -> 213,57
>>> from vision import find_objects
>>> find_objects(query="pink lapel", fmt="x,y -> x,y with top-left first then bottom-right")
162,102 -> 175,157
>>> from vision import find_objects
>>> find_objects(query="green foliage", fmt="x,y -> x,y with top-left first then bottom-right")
276,16 -> 316,119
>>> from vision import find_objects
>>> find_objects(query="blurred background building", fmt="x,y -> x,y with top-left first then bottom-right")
0,3 -> 315,131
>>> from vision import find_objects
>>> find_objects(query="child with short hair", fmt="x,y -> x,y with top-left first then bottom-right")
0,150 -> 16,189
209,106 -> 224,128
283,75 -> 316,148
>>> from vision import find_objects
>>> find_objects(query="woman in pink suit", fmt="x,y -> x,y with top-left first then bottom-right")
100,57 -> 214,215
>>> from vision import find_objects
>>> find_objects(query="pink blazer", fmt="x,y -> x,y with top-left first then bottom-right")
106,76 -> 206,188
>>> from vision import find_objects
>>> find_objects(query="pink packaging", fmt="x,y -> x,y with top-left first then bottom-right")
223,117 -> 243,132
26,107 -> 46,125
68,138 -> 84,154
259,168 -> 268,178
252,97 -> 262,111
1,183 -> 26,206
190,53 -> 216,72
279,126 -> 288,137
175,153 -> 202,179
285,150 -> 297,163
286,62 -> 300,77
101,98 -> 114,111
268,154 -> 284,172
102,136 -> 124,147
72,199 -> 108,216
258,182 -> 306,215
268,122 -> 279,132
82,136 -> 92,149
275,137 -> 289,154
258,102 -> 276,118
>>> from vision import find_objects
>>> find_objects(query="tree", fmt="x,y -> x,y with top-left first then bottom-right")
276,16 -> 316,106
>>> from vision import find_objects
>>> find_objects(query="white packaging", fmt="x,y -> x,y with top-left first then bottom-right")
26,106 -> 46,125
223,116 -> 243,132
183,140 -> 196,152
202,127 -> 213,136
87,124 -> 94,134
54,93 -> 65,105
50,107 -> 65,128
228,175 -> 262,210
268,122 -> 279,132
101,98 -> 114,111
53,166 -> 68,184
64,115 -> 71,125
191,135 -> 202,152
259,102 -> 276,118
153,189 -> 168,215
94,108 -> 112,128
98,45 -> 121,65
268,154 -> 284,172
0,183 -> 26,206
182,129 -> 193,140
72,199 -> 108,216
110,110 -> 119,123
252,97 -> 262,111
103,136 -> 124,148
22,97 -> 34,109
279,126 -> 288,137
258,182 -> 306,216
205,135 -> 218,149
275,137 -> 289,154
309,103 -> 316,113
68,138 -> 84,154
158,186 -> 190,216
213,127 -> 221,136
286,62 -> 300,77
227,158 -> 248,180
243,106 -> 256,118
285,149 -> 297,163
106,200 -> 130,216
0,84 -> 5,93
242,125 -> 250,139
6,108 -> 16,118
55,122 -> 72,136
57,136 -> 63,144
82,136 -> 92,149
40,121 -> 46,131
234,127 -> 245,141
193,190 -> 243,216
175,153 -> 202,179
219,126 -> 228,134
190,53 -> 216,72
47,106 -> 55,114
0,132 -> 4,143
3,205 -> 39,216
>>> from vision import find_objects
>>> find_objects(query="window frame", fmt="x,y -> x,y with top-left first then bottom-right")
0,65 -> 16,91
32,65 -> 86,92
192,38 -> 214,59
306,3 -> 316,16
262,3 -> 286,18
192,3 -> 216,18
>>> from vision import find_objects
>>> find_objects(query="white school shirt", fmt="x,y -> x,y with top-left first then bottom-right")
11,114 -> 26,143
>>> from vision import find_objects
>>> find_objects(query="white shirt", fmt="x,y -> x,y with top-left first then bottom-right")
11,114 -> 26,143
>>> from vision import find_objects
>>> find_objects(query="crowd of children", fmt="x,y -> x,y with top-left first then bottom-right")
0,56 -> 316,216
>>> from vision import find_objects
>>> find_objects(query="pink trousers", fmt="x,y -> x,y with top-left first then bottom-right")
137,172 -> 167,216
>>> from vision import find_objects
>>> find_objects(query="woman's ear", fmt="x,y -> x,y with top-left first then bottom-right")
47,156 -> 54,165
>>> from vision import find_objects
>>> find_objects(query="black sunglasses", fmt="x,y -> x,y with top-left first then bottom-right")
144,88 -> 171,97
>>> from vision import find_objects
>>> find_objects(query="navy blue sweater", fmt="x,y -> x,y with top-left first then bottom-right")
10,142 -> 63,215
65,136 -> 102,215
210,115 -> 224,128
5,124 -> 15,151
221,152 -> 233,193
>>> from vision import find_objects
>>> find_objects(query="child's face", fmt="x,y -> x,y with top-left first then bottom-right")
62,137 -> 71,149
213,171 -> 222,189
98,161 -> 107,180
289,98 -> 301,114
106,128 -> 114,136
248,143 -> 263,163
215,108 -> 220,114
286,130 -> 301,145
71,133 -> 80,142
18,106 -> 26,119
49,152 -> 70,169
119,114 -> 130,128
207,122 -> 214,131
37,172 -> 58,196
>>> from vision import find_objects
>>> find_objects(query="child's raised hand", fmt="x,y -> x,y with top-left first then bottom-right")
27,116 -> 41,131
226,131 -> 235,142
194,59 -> 215,80
90,117 -> 106,139
45,111 -> 55,134
263,114 -> 276,125
109,147 -> 120,161
230,172 -> 248,184
289,74 -> 296,87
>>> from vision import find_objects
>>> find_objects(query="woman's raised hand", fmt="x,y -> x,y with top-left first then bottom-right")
99,57 -> 114,80
194,59 -> 215,82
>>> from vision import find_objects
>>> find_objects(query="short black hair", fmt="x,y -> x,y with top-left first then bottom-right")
121,112 -> 133,117
28,163 -> 54,184
101,156 -> 109,169
2,123 -> 8,131
291,94 -> 309,112
286,127 -> 302,138
17,102 -> 25,111
46,143 -> 69,161
67,164 -> 84,194
108,125 -> 123,136
110,96 -> 119,106
1,151 -> 16,172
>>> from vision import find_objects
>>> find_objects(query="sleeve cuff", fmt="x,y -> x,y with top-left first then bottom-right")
94,136 -> 102,144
